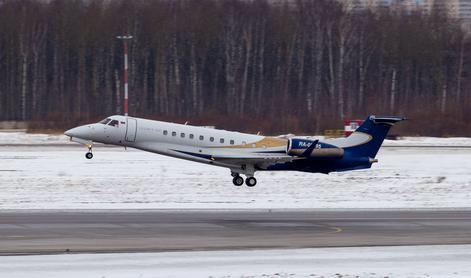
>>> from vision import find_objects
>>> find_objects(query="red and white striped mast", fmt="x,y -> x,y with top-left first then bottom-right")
116,35 -> 133,116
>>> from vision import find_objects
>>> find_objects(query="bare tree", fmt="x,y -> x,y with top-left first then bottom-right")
0,0 -> 468,135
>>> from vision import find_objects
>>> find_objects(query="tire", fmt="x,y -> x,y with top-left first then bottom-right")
85,152 -> 93,159
245,177 -> 257,187
232,176 -> 244,186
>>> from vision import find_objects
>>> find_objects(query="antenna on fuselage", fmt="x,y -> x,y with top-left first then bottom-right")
117,34 -> 133,117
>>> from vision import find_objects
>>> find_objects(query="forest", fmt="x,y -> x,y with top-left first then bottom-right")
0,0 -> 470,135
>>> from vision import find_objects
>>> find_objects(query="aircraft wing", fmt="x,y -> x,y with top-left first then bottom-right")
170,147 -> 301,169
209,151 -> 301,168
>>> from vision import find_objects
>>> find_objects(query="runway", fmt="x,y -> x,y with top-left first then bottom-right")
1,209 -> 470,255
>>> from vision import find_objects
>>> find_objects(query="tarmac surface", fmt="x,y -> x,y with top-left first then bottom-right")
1,209 -> 471,255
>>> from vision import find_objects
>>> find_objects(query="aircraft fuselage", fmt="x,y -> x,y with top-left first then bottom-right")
65,115 -> 404,186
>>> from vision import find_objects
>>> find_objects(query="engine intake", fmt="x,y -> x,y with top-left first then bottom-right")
287,138 -> 344,158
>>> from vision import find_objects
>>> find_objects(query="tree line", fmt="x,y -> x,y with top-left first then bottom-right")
0,0 -> 469,135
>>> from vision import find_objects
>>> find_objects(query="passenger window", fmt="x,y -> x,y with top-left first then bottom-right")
242,141 -> 246,145
220,138 -> 224,144
163,130 -> 168,135
172,131 -> 176,136
108,120 -> 119,127
181,133 -> 185,138
230,140 -> 234,145
189,134 -> 194,139
210,137 -> 214,142
199,135 -> 204,140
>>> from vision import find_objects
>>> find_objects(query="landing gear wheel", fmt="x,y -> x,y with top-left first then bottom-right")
85,152 -> 93,159
245,177 -> 257,187
232,176 -> 244,186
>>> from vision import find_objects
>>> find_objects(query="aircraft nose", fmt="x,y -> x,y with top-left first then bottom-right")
64,125 -> 92,139
64,127 -> 77,137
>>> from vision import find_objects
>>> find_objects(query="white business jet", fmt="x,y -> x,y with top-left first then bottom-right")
65,115 -> 404,186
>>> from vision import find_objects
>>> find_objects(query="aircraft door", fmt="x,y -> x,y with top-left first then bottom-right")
125,118 -> 137,142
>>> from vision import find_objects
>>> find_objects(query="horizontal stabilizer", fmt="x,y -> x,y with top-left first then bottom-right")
370,116 -> 406,125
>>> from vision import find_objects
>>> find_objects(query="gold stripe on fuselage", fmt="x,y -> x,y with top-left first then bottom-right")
208,137 -> 287,149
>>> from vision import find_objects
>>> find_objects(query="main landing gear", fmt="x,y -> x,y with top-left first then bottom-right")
245,177 -> 257,187
232,175 -> 244,186
85,145 -> 93,159
231,172 -> 257,187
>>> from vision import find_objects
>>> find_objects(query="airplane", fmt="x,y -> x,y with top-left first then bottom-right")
64,115 -> 404,187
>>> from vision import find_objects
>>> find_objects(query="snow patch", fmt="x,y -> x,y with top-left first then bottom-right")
0,132 -> 70,145
0,145 -> 470,209
1,245 -> 470,278
1,131 -> 471,147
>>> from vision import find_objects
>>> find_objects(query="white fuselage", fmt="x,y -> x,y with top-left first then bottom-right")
65,114 -> 401,185
65,115 -> 290,175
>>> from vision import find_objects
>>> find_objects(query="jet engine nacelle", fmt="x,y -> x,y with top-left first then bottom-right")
287,138 -> 344,158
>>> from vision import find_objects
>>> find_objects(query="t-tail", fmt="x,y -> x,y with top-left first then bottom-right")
344,115 -> 406,158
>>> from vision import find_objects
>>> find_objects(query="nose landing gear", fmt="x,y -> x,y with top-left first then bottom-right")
85,145 -> 93,159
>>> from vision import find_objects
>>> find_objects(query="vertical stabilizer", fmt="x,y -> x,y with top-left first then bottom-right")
345,115 -> 405,158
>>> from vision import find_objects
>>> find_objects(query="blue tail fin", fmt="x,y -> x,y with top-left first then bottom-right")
345,115 -> 405,158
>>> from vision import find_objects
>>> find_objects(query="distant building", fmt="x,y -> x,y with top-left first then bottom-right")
337,0 -> 471,31
427,0 -> 459,17
339,0 -> 471,19
394,0 -> 430,12
339,0 -> 389,11
338,0 -> 433,13
461,0 -> 471,20
427,0 -> 471,31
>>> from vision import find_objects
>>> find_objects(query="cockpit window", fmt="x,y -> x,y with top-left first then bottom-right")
108,120 -> 119,127
99,118 -> 111,125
